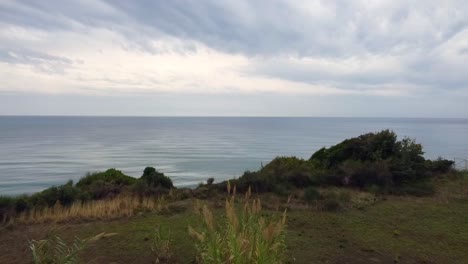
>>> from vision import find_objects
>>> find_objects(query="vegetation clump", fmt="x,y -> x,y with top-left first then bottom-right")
0,167 -> 173,221
141,167 -> 173,188
309,130 -> 454,192
77,169 -> 137,188
30,232 -> 116,264
151,226 -> 174,263
230,130 -> 454,195
189,184 -> 287,263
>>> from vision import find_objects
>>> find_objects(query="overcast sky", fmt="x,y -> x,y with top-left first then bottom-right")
1,0 -> 467,117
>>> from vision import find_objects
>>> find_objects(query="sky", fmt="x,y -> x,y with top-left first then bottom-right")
0,0 -> 467,117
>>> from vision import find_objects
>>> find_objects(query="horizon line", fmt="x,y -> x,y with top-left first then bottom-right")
1,115 -> 467,119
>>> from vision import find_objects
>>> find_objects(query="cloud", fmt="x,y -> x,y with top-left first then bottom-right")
0,0 -> 467,116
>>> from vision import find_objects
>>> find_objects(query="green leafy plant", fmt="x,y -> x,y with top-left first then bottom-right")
29,232 -> 116,264
140,167 -> 173,189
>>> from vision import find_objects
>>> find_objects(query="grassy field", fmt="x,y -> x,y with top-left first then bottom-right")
1,174 -> 467,264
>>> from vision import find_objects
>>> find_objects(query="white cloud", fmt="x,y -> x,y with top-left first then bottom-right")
0,23 -> 363,96
0,0 -> 467,116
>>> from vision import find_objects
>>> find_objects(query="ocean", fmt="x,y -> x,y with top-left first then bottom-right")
0,116 -> 467,195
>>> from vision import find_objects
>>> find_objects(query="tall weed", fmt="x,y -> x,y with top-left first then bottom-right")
189,183 -> 287,264
30,232 -> 116,264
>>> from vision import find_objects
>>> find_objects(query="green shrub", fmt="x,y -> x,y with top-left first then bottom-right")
29,180 -> 79,207
0,196 -> 15,220
310,130 -> 399,167
206,177 -> 214,185
29,186 -> 59,207
236,171 -> 279,193
228,131 -> 456,196
307,130 -> 453,194
426,157 -> 454,173
76,169 -> 136,188
0,196 -> 14,209
76,169 -> 136,199
14,195 -> 30,212
261,156 -> 307,176
234,157 -> 321,193
56,181 -> 78,205
262,157 -> 320,188
338,160 -> 392,188
139,167 -> 173,189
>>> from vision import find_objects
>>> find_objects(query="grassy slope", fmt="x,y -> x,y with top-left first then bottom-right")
287,198 -> 468,263
1,179 -> 467,264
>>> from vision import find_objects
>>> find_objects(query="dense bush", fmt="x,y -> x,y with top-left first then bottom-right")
29,180 -> 79,207
338,160 -> 393,188
74,169 -> 138,199
0,167 -> 174,217
233,157 -> 329,194
14,195 -> 30,212
426,157 -> 454,173
0,196 -> 15,221
77,169 -> 136,188
140,167 -> 173,189
235,170 -> 282,193
206,177 -> 214,185
0,196 -> 14,210
310,130 -> 454,190
310,130 -> 399,167
231,130 -> 454,196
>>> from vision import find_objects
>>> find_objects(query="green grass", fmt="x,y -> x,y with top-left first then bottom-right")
77,211 -> 199,263
1,175 -> 467,263
287,197 -> 468,263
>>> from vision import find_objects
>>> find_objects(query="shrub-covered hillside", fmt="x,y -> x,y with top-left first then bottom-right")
232,130 -> 454,195
0,167 -> 173,221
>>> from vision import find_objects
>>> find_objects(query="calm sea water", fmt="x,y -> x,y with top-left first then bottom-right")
1,117 -> 467,195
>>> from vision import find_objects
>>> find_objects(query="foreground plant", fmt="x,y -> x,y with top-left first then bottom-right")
189,183 -> 287,264
29,232 -> 117,264
151,226 -> 174,263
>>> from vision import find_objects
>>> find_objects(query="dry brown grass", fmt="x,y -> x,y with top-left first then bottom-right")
15,195 -> 166,224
